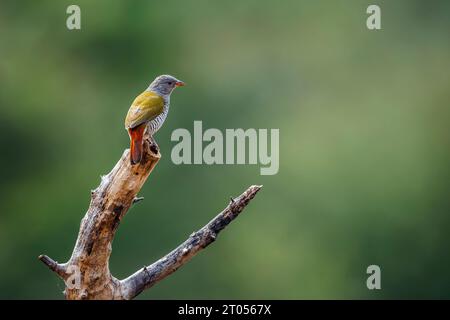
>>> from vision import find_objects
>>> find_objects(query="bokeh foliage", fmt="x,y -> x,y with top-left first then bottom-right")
0,0 -> 449,299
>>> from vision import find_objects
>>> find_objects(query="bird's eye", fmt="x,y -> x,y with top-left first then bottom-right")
168,81 -> 173,85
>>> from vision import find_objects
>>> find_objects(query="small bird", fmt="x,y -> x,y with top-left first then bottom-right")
125,75 -> 184,164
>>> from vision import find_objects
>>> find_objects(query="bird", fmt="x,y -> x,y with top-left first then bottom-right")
125,75 -> 185,165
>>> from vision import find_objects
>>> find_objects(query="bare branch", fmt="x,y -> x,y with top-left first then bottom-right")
38,255 -> 67,280
132,196 -> 145,204
39,131 -> 262,300
120,185 -> 262,300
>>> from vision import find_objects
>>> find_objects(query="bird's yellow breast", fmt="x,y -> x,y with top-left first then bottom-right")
124,91 -> 165,129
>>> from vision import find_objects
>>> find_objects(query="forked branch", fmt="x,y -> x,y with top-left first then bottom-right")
38,132 -> 261,299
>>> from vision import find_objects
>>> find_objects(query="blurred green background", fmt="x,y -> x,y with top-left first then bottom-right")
0,0 -> 449,299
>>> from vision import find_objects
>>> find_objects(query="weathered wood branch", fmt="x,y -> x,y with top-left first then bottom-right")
39,132 -> 261,299
119,184 -> 261,300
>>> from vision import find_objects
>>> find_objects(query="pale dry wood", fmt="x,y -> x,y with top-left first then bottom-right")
39,133 -> 261,300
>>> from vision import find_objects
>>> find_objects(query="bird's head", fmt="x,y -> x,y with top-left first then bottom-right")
148,75 -> 185,96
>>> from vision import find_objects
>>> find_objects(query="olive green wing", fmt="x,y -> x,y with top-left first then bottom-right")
125,91 -> 165,129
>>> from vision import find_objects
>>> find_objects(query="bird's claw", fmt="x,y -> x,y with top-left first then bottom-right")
150,142 -> 159,154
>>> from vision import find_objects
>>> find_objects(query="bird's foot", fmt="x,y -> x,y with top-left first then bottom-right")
150,143 -> 159,154
149,136 -> 159,154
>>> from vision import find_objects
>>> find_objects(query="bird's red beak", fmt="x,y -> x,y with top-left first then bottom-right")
175,81 -> 185,87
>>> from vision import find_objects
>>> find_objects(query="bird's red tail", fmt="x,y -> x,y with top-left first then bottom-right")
128,124 -> 146,165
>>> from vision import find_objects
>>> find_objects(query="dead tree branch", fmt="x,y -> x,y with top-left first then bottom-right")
120,185 -> 261,300
38,132 -> 261,299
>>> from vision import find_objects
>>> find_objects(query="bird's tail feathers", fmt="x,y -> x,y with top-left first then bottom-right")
128,124 -> 146,165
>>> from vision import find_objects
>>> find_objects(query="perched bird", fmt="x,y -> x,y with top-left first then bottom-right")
125,75 -> 184,164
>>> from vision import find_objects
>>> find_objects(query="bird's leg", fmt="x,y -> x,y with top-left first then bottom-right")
149,135 -> 159,154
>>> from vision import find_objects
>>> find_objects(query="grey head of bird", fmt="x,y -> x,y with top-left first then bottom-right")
147,74 -> 185,96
